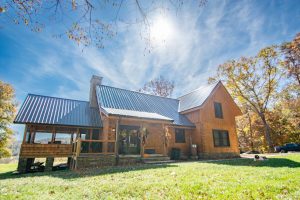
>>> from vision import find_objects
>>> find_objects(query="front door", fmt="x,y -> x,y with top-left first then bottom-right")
119,125 -> 140,155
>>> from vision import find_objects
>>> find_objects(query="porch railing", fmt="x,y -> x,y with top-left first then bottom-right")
72,138 -> 115,156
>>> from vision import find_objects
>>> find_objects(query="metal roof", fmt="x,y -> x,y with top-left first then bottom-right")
178,82 -> 219,112
96,85 -> 195,127
14,94 -> 102,128
102,108 -> 173,121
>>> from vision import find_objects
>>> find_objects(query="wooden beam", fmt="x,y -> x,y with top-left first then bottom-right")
115,118 -> 120,158
22,125 -> 27,144
140,123 -> 144,158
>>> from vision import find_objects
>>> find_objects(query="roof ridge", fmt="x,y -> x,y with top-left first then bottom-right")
99,85 -> 179,101
177,81 -> 220,99
27,93 -> 88,103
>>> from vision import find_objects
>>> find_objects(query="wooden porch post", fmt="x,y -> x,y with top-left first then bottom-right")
50,127 -> 55,144
189,132 -> 193,156
30,126 -> 35,144
140,123 -> 145,158
115,118 -> 120,158
162,124 -> 167,156
22,125 -> 27,144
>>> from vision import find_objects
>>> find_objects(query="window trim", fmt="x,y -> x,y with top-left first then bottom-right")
175,128 -> 186,143
214,102 -> 223,119
212,129 -> 230,147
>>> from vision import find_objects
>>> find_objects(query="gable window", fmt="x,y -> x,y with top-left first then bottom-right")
214,102 -> 223,118
175,129 -> 185,143
213,130 -> 230,147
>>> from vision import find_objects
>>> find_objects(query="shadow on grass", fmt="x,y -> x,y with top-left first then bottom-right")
0,163 -> 177,180
202,157 -> 300,168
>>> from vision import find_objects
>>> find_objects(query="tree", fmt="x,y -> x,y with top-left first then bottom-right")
0,0 -> 207,49
267,86 -> 300,145
236,109 -> 265,152
281,33 -> 300,86
0,81 -> 17,158
209,46 -> 284,152
138,76 -> 174,97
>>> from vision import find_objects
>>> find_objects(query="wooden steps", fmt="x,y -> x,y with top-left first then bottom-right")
142,154 -> 174,164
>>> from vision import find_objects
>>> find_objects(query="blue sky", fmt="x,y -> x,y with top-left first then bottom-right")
0,0 -> 299,140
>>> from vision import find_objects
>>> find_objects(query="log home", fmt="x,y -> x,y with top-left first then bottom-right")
14,75 -> 242,172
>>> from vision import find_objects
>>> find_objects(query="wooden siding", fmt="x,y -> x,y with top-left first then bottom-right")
103,115 -> 191,157
167,127 -> 192,157
20,144 -> 72,158
185,83 -> 240,156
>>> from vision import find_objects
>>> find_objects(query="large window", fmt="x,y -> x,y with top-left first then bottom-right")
213,130 -> 230,147
175,129 -> 186,143
214,102 -> 223,119
34,132 -> 53,144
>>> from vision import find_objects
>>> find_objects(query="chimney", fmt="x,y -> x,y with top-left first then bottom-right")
89,75 -> 102,107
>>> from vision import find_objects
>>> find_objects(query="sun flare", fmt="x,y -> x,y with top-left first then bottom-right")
150,16 -> 175,45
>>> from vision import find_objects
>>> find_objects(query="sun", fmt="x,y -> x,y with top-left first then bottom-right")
150,16 -> 175,45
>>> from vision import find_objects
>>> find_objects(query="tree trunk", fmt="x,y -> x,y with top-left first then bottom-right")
259,113 -> 273,152
247,112 -> 254,151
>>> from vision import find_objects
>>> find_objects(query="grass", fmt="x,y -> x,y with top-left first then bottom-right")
0,154 -> 300,200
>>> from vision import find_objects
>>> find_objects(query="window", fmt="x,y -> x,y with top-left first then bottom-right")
214,102 -> 223,118
213,130 -> 230,147
107,142 -> 115,153
79,129 -> 90,140
34,132 -> 53,144
25,129 -> 31,143
175,129 -> 185,143
55,133 -> 72,144
92,129 -> 102,140
91,142 -> 103,153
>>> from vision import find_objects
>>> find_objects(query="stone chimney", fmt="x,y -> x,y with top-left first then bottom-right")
89,75 -> 102,107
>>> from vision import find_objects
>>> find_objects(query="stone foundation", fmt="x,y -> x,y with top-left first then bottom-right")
118,156 -> 142,166
75,155 -> 116,169
198,152 -> 240,159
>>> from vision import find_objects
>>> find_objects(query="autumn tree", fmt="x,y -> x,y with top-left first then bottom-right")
209,46 -> 284,152
138,76 -> 174,97
0,81 -> 17,158
0,0 -> 206,49
281,33 -> 300,86
236,109 -> 265,152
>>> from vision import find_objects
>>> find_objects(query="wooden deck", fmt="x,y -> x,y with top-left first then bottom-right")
20,144 -> 72,158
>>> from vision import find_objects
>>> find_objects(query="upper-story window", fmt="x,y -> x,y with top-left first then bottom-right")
175,128 -> 186,143
214,102 -> 223,119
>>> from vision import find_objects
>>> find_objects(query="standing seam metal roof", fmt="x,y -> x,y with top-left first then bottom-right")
96,85 -> 195,127
14,94 -> 102,127
178,82 -> 219,112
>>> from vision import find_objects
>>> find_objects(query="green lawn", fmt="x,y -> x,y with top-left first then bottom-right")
0,155 -> 300,200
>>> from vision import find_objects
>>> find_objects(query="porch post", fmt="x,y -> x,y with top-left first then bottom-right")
51,127 -> 56,144
115,118 -> 120,163
30,126 -> 35,144
22,125 -> 27,144
140,123 -> 145,158
162,124 -> 166,156
162,125 -> 169,156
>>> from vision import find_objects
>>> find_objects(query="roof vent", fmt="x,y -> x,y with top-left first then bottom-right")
89,75 -> 102,107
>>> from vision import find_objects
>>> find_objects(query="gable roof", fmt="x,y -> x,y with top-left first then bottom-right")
178,82 -> 219,112
14,94 -> 102,128
96,85 -> 195,127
